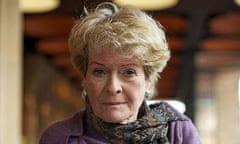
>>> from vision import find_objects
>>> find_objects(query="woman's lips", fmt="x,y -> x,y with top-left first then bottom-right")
102,102 -> 127,106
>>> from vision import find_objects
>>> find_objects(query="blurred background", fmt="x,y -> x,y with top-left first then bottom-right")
0,0 -> 240,143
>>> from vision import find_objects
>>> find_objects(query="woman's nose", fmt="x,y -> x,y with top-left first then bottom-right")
106,74 -> 122,95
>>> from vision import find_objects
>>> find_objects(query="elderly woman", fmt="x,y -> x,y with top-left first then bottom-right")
39,2 -> 201,144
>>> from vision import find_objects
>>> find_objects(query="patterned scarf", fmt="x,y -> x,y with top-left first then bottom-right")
86,98 -> 187,144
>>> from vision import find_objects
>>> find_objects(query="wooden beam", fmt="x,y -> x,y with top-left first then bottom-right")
24,15 -> 74,38
0,0 -> 22,143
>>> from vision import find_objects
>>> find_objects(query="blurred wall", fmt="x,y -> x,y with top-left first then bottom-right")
23,54 -> 85,144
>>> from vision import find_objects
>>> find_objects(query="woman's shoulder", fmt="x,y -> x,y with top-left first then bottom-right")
168,120 -> 202,144
39,110 -> 86,144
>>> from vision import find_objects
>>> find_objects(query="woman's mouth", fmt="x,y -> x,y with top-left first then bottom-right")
102,102 -> 127,106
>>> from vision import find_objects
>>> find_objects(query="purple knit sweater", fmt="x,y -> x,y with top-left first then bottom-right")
39,109 -> 202,144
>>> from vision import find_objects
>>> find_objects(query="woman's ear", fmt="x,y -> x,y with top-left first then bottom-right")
145,77 -> 155,99
145,76 -> 153,90
81,78 -> 87,101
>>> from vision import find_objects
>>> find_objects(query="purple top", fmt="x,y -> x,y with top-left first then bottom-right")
39,109 -> 202,144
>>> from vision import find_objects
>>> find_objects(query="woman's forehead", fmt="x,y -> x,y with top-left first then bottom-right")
88,48 -> 140,65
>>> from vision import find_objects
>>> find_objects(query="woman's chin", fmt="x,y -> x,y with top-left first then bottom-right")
101,116 -> 126,123
99,114 -> 136,124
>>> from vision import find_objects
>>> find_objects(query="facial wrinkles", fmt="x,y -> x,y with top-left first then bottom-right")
89,61 -> 140,91
89,49 -> 143,84
87,56 -> 144,100
85,49 -> 150,123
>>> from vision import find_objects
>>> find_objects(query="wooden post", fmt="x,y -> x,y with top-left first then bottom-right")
0,0 -> 22,143
214,68 -> 240,144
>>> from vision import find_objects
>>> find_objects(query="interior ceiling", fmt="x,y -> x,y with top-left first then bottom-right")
23,0 -> 240,100
49,0 -> 239,14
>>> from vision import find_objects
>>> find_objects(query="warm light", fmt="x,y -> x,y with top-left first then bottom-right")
113,0 -> 178,10
20,0 -> 60,13
234,0 -> 240,6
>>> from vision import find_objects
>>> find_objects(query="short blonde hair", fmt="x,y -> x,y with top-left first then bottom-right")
69,2 -> 170,98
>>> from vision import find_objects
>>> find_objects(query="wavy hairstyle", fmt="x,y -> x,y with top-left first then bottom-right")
69,2 -> 170,98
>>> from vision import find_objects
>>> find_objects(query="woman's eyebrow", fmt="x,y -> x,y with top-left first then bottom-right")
89,61 -> 105,66
120,63 -> 140,67
89,61 -> 140,67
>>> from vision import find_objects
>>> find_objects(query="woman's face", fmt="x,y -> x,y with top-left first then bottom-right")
84,48 -> 152,124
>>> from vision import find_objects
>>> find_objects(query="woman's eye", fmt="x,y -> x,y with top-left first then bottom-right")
123,69 -> 137,77
93,69 -> 105,77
